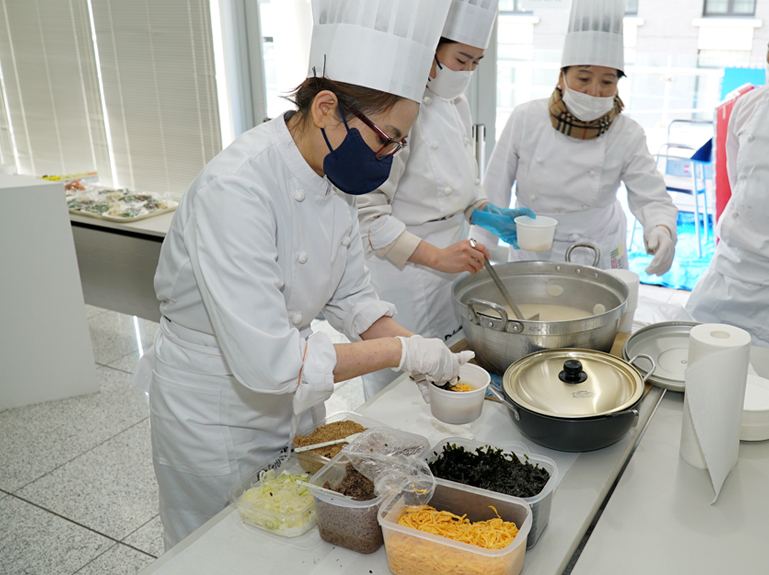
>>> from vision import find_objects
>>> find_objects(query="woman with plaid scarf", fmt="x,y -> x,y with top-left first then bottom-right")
475,0 -> 678,275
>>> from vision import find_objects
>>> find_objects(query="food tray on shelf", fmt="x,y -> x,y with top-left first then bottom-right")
228,454 -> 316,538
65,180 -> 178,222
425,437 -> 557,549
292,410 -> 390,474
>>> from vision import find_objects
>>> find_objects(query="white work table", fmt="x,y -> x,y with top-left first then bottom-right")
569,346 -> 769,575
138,365 -> 665,575
69,211 -> 173,321
69,210 -> 174,239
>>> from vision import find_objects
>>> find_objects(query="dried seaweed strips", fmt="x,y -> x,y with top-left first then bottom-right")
429,444 -> 550,499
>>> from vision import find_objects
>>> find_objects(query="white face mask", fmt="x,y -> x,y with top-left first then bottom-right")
428,58 -> 473,100
562,84 -> 615,122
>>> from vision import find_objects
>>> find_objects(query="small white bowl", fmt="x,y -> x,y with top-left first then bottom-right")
428,363 -> 491,425
514,215 -> 558,251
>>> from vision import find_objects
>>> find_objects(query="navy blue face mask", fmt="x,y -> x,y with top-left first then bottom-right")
320,110 -> 393,195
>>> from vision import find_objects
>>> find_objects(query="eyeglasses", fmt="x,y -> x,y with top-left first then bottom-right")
346,106 -> 407,160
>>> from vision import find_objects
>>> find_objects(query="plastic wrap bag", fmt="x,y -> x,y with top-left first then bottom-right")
65,180 -> 178,220
343,427 -> 435,506
634,296 -> 695,329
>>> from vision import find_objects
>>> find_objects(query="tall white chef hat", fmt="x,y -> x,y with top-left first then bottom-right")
561,0 -> 626,73
308,0 -> 451,102
441,0 -> 499,50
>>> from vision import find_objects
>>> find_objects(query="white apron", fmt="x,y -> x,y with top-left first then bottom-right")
363,216 -> 467,396
687,88 -> 769,347
508,200 -> 628,269
360,91 -> 482,398
134,318 -> 322,549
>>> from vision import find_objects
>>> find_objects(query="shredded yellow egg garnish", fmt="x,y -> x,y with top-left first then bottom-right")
396,505 -> 518,549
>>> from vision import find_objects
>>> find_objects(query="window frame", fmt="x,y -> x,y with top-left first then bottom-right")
498,0 -> 532,15
702,0 -> 756,17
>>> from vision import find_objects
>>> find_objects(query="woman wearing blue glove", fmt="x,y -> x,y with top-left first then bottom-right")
471,203 -> 536,249
357,0 -> 515,398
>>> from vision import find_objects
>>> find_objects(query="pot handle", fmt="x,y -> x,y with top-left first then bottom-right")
565,243 -> 601,267
607,408 -> 640,428
628,353 -> 657,384
467,298 -> 517,332
487,385 -> 521,421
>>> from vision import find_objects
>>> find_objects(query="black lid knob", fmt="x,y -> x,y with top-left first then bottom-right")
559,359 -> 587,384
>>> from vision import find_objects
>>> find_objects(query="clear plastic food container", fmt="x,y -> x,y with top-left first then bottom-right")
378,478 -> 532,575
308,427 -> 431,554
228,454 -> 316,538
425,437 -> 557,548
292,411 -> 388,474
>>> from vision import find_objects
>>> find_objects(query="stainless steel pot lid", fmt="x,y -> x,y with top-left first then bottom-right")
502,349 -> 645,418
622,321 -> 700,393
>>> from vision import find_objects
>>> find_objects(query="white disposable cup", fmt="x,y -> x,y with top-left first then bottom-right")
428,363 -> 490,425
605,269 -> 640,333
514,216 -> 558,251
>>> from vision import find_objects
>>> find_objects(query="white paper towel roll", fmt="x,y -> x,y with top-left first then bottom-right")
680,323 -> 751,502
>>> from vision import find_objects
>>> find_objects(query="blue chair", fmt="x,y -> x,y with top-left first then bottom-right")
628,124 -> 713,259
654,137 -> 713,257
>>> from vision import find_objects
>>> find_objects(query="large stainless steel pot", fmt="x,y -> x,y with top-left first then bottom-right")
452,259 -> 628,375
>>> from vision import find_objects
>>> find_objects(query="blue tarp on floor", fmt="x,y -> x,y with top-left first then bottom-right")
627,212 -> 716,291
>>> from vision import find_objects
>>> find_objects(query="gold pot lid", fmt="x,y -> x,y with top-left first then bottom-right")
502,349 -> 644,419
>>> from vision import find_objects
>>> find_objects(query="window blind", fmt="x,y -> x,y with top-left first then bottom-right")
89,0 -> 221,196
0,67 -> 14,168
0,0 -> 108,178
0,0 -> 221,197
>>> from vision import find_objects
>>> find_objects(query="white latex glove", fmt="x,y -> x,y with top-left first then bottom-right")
396,335 -> 475,402
644,226 -> 676,276
413,374 -> 432,404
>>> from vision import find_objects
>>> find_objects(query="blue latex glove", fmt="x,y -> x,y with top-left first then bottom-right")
470,204 -> 536,249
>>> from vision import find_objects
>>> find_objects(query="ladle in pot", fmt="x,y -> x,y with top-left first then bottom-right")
469,238 -> 539,321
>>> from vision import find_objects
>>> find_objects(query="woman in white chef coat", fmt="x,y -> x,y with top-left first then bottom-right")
686,44 -> 769,347
357,0 -> 533,398
134,0 -> 467,549
478,0 -> 678,273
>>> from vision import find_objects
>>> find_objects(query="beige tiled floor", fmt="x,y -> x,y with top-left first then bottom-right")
0,284 -> 687,574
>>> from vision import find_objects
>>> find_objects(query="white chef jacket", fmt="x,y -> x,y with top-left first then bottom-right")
356,87 -> 487,397
476,98 -> 678,269
686,85 -> 769,347
141,113 -> 396,547
358,89 -> 487,263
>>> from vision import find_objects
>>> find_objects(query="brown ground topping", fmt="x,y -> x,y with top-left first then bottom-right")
324,463 -> 377,501
293,421 -> 367,459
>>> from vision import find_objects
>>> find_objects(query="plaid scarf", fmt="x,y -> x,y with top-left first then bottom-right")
548,87 -> 624,140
